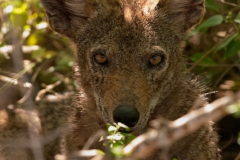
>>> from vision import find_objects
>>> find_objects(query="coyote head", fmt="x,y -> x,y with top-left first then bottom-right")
40,0 -> 205,132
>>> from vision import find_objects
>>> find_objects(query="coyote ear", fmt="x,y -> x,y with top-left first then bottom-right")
160,0 -> 205,31
40,0 -> 95,38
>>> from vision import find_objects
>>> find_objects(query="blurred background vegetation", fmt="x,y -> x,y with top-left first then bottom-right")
0,0 -> 240,159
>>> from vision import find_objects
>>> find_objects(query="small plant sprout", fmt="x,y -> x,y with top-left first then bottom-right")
100,123 -> 136,158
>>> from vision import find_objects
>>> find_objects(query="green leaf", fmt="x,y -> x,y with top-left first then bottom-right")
190,53 -> 216,65
228,103 -> 240,118
107,133 -> 124,141
10,12 -> 27,27
55,52 -> 74,71
197,15 -> 223,30
110,143 -> 124,157
125,134 -> 136,145
224,40 -> 240,58
234,12 -> 240,24
106,123 -> 117,134
225,12 -> 233,23
216,32 -> 239,51
96,150 -> 105,156
10,2 -> 28,27
0,42 -> 5,47
31,48 -> 46,62
206,0 -> 219,12
108,126 -> 117,134
117,122 -> 130,131
27,33 -> 38,45
235,34 -> 240,41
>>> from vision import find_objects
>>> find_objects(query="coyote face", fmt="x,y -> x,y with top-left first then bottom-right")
77,20 -> 182,132
0,1 -> 221,159
40,0 -> 205,132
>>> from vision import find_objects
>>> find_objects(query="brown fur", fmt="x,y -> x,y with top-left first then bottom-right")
0,100 -> 69,160
0,0 -> 221,159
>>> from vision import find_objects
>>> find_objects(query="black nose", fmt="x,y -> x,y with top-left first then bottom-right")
113,105 -> 140,127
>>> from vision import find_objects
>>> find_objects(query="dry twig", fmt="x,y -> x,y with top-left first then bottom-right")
215,0 -> 240,8
122,92 -> 240,160
10,29 -> 45,160
189,31 -> 238,71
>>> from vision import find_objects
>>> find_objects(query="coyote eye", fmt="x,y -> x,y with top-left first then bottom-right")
149,53 -> 164,66
93,50 -> 107,65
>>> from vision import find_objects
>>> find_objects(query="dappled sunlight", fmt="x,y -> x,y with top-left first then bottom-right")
124,6 -> 133,23
143,0 -> 159,16
203,104 -> 215,112
0,110 -> 9,127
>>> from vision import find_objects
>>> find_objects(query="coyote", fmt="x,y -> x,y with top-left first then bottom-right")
0,0 -> 220,159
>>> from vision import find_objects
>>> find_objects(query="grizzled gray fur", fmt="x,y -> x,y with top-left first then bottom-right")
0,0 -> 221,159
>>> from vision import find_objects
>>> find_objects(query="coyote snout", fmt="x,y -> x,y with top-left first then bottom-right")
113,105 -> 139,128
91,69 -> 155,131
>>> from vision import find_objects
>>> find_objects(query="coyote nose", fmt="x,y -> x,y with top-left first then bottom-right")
113,105 -> 140,127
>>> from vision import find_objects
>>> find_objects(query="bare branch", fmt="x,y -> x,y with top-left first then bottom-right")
35,80 -> 62,101
235,152 -> 240,160
0,45 -> 40,54
10,29 -> 45,160
188,31 -> 238,71
122,92 -> 240,160
215,0 -> 240,8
